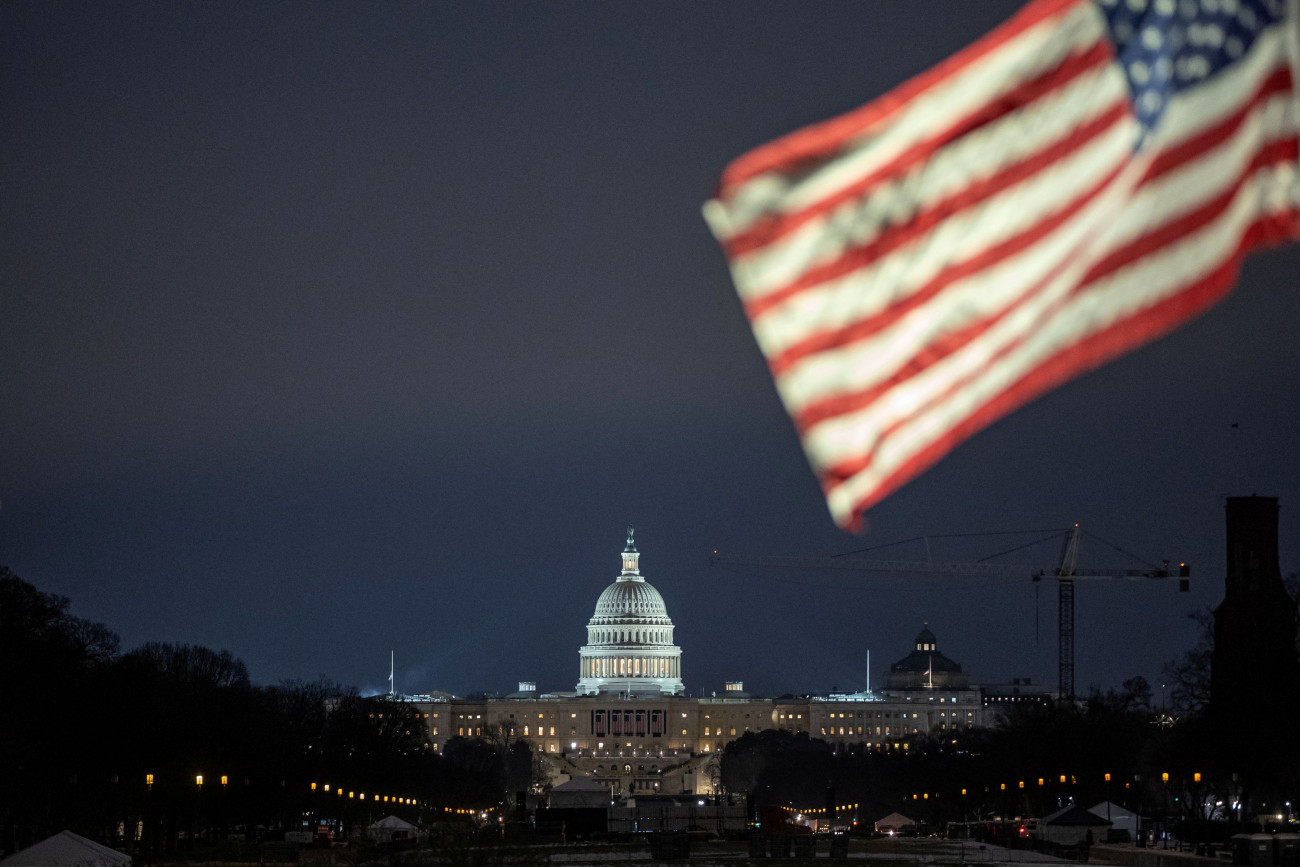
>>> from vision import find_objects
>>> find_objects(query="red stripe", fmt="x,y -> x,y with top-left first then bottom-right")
785,86 -> 1296,427
718,0 -> 1083,193
758,102 -> 1131,365
832,209 -> 1300,529
724,40 -> 1114,259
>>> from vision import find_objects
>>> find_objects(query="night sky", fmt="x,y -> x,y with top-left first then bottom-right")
3,1 -> 1297,702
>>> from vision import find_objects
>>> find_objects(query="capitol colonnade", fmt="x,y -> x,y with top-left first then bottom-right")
580,656 -> 680,679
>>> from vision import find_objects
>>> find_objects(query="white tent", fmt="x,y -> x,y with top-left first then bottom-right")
366,815 -> 420,844
1088,801 -> 1139,839
874,812 -> 917,833
0,832 -> 131,867
549,777 -> 612,808
1037,804 -> 1111,846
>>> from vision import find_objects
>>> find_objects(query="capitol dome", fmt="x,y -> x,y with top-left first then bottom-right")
576,528 -> 684,696
593,579 -> 669,619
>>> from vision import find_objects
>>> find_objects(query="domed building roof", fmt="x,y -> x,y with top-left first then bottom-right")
592,579 -> 670,619
576,528 -> 684,696
885,622 -> 970,691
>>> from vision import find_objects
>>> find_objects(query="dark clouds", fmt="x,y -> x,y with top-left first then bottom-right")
2,1 -> 1297,701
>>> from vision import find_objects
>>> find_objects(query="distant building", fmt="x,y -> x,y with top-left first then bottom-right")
980,677 -> 1054,709
1209,496 -> 1300,791
1211,496 -> 1300,709
886,623 -> 970,690
408,530 -> 994,796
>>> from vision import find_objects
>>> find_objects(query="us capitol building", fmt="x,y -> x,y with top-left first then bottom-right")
408,529 -> 996,796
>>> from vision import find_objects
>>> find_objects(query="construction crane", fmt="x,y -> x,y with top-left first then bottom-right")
710,525 -> 1190,700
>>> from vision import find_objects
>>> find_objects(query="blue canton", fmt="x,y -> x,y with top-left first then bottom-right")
1094,0 -> 1283,136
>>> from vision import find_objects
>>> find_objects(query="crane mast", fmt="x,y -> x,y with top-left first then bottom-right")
1056,525 -> 1081,701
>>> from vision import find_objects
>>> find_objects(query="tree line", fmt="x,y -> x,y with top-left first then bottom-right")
0,568 -> 528,856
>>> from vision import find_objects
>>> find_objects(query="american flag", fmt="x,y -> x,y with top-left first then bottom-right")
704,0 -> 1299,530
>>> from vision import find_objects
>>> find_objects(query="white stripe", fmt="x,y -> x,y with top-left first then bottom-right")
729,61 -> 1128,304
768,115 -> 1137,412
823,163 -> 1291,524
706,0 -> 1107,242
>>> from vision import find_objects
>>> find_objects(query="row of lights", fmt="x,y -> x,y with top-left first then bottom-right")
145,774 -> 230,790
908,771 -> 1204,801
777,803 -> 861,814
310,783 -> 417,805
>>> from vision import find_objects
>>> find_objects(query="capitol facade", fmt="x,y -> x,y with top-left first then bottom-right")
409,530 -> 1003,796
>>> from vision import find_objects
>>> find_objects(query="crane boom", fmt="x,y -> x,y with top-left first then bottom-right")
710,526 -> 1187,700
